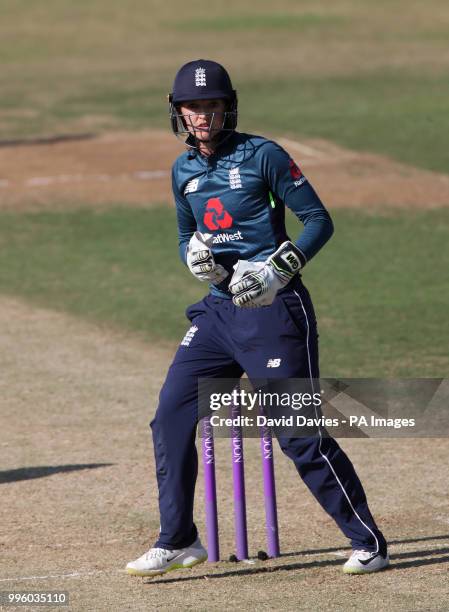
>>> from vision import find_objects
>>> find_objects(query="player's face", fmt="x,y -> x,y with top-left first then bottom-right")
179,99 -> 227,142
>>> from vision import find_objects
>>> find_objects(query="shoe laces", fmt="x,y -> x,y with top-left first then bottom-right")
145,547 -> 170,560
351,549 -> 375,558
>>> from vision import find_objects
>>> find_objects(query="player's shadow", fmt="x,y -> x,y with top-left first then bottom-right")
280,533 -> 449,558
0,463 -> 113,483
144,534 -> 449,585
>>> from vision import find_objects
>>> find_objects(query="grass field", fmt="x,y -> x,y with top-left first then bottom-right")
1,1 -> 449,610
0,206 -> 448,376
1,0 -> 449,171
2,297 -> 449,611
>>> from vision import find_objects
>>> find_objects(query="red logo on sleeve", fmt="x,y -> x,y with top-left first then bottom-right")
203,198 -> 233,230
289,159 -> 303,180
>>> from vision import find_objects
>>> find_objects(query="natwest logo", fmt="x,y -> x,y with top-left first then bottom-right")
289,159 -> 303,179
212,230 -> 243,244
203,197 -> 233,230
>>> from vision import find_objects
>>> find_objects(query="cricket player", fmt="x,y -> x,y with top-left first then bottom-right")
126,60 -> 389,576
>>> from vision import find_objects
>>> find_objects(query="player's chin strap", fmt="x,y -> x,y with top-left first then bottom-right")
169,102 -> 237,153
229,241 -> 306,308
182,130 -> 236,154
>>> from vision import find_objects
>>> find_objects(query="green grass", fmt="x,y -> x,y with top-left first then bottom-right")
0,206 -> 447,377
303,208 -> 449,377
0,0 -> 449,172
172,13 -> 345,31
245,72 -> 449,174
3,71 -> 448,173
0,208 -> 201,341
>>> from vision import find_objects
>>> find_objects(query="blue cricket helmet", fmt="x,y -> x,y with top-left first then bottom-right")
170,59 -> 236,103
168,59 -> 238,142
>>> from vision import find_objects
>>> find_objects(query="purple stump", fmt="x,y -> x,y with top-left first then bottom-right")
260,421 -> 280,558
202,416 -> 219,562
230,403 -> 249,560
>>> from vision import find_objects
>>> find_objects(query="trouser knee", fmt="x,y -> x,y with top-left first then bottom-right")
277,435 -> 322,462
150,379 -> 187,432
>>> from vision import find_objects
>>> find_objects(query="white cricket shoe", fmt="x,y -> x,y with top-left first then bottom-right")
343,550 -> 390,574
126,537 -> 208,577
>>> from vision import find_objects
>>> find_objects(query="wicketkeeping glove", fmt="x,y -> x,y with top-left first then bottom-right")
186,231 -> 229,284
229,241 -> 306,307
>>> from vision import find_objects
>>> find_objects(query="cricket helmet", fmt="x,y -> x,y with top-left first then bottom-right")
168,59 -> 238,143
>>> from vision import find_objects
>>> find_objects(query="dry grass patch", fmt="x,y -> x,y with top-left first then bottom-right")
1,297 -> 448,609
1,131 -> 448,211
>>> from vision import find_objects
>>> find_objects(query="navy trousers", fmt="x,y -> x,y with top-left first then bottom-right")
150,278 -> 386,555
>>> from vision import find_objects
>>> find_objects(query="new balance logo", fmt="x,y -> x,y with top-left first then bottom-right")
195,68 -> 206,86
229,167 -> 242,189
181,325 -> 198,347
184,178 -> 199,195
267,358 -> 281,368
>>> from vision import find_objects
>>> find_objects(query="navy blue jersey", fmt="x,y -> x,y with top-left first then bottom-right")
172,132 -> 333,297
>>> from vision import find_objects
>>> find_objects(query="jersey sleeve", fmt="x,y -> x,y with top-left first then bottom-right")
172,166 -> 197,265
258,140 -> 334,262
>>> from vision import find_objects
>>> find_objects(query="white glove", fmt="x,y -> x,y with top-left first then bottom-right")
186,231 -> 229,284
229,241 -> 306,307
